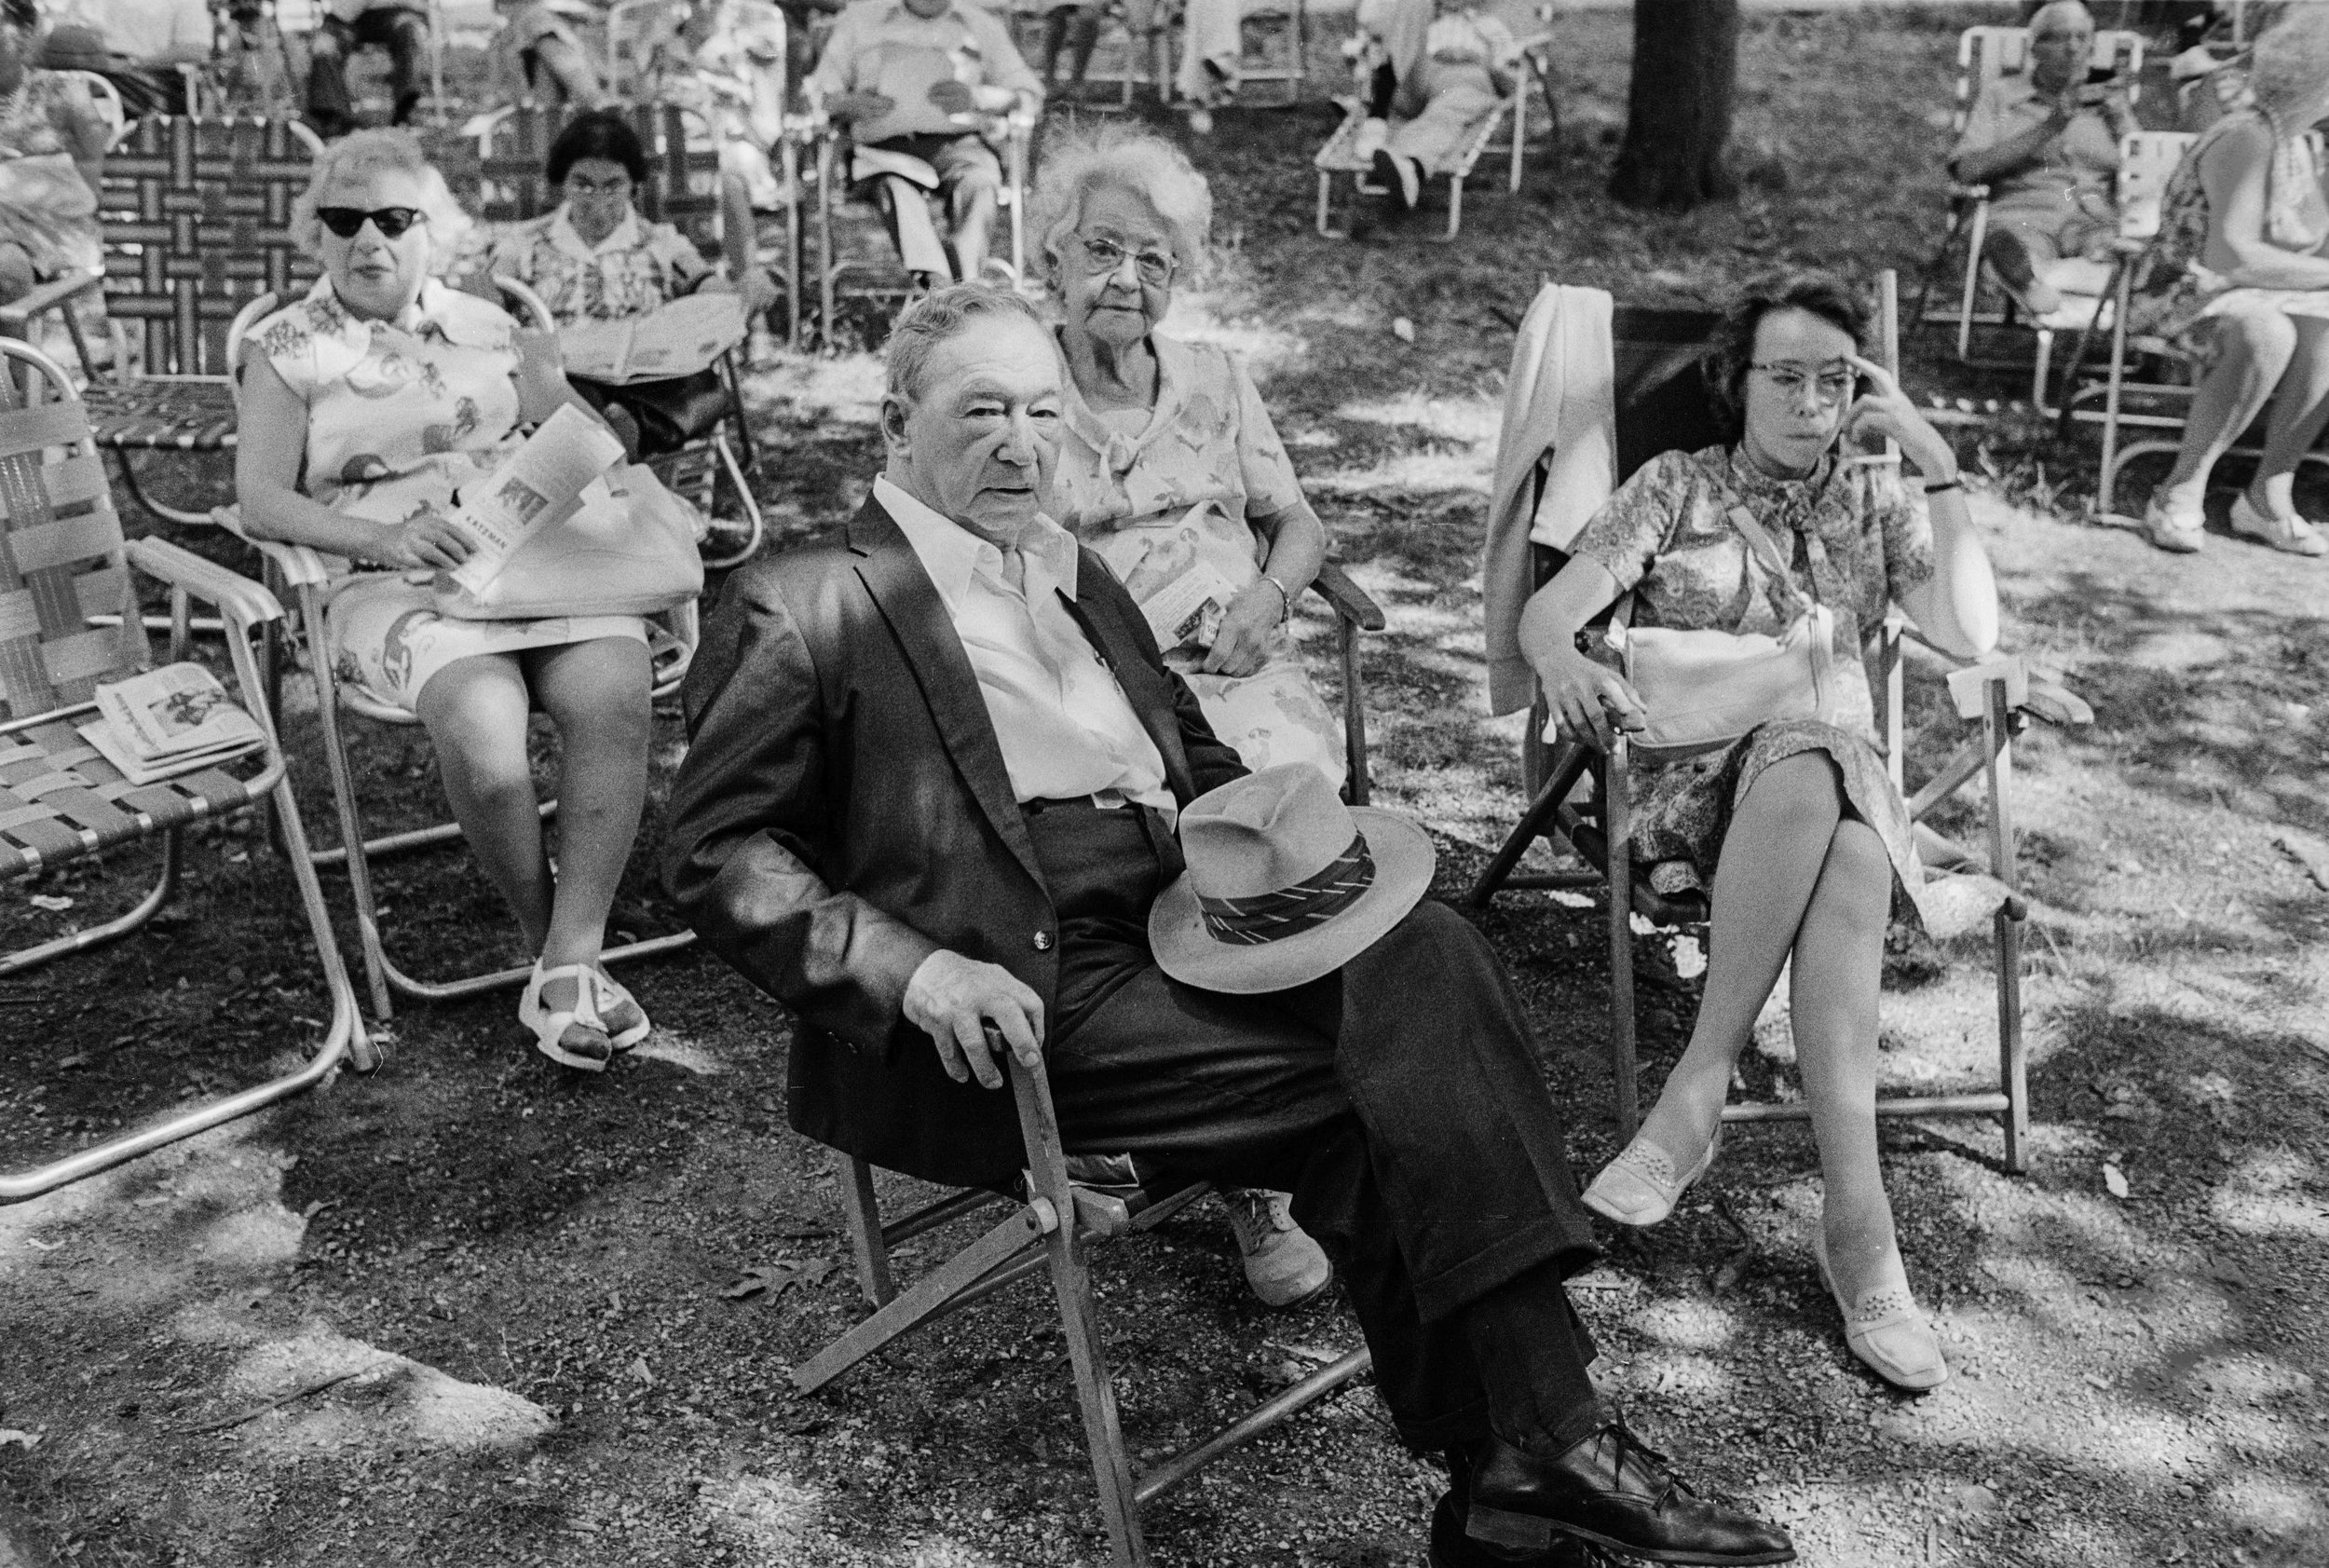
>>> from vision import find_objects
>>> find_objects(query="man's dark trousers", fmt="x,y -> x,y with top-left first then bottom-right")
1024,798 -> 1607,1454
306,7 -> 429,130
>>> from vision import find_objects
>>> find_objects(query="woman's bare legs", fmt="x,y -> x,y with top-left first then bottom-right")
524,636 -> 652,995
1629,752 -> 1845,1170
1786,817 -> 1896,1303
2247,315 -> 2329,516
2154,305 -> 2297,514
414,652 -> 556,950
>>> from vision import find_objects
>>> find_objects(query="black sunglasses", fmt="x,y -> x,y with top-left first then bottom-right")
315,205 -> 426,239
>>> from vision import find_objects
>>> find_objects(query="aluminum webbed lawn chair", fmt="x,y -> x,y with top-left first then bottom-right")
1919,22 -> 2144,402
0,337 -> 368,1205
797,1065 -> 1372,1568
220,279 -> 700,1024
1466,273 -> 2091,1175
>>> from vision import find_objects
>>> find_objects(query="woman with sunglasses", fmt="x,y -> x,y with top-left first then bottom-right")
237,130 -> 664,1072
1020,127 -> 1343,1319
1518,271 -> 1998,1392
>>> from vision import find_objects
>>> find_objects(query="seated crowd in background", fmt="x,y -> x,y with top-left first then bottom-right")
40,0 -> 211,116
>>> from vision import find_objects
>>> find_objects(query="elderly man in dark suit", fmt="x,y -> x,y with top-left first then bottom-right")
661,284 -> 1793,1568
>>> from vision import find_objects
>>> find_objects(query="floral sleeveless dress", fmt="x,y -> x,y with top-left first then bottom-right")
0,70 -> 102,280
2127,107 -> 2329,346
247,276 -> 647,712
1569,444 -> 1937,920
1048,332 -> 1345,790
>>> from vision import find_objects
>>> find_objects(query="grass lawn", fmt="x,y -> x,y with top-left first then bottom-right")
4,8 -> 2326,1568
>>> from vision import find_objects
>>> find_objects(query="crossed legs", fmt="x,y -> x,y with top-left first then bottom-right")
1626,752 -> 1900,1301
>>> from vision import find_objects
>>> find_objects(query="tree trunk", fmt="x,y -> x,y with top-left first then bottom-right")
1608,0 -> 1741,213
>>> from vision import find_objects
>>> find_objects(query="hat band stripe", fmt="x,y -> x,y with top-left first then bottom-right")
1196,833 -> 1376,946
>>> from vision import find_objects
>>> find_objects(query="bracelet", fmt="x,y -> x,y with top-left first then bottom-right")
1921,477 -> 1966,497
1260,575 -> 1292,623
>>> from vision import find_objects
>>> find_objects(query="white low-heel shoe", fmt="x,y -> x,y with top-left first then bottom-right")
1580,1125 -> 1723,1228
2229,495 -> 2329,557
1813,1227 -> 1949,1391
518,961 -> 614,1071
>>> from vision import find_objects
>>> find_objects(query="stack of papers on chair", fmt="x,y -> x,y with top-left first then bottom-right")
78,662 -> 266,784
558,293 -> 749,384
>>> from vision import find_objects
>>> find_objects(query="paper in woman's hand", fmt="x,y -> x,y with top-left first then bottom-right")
446,404 -> 627,596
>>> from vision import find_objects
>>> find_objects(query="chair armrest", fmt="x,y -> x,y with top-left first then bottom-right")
1900,629 -> 2091,726
1949,182 -> 1992,202
0,268 -> 103,331
124,537 -> 285,629
2020,670 -> 2093,727
1309,560 -> 1385,632
211,504 -> 335,589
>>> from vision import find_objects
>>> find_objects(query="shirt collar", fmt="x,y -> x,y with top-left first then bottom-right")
550,204 -> 643,260
1726,443 -> 1833,508
876,474 -> 1081,613
305,274 -> 500,345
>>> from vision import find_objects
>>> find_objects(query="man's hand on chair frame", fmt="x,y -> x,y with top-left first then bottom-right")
905,949 -> 1046,1089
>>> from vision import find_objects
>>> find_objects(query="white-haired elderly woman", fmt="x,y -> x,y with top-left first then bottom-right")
236,130 -> 659,1072
2131,6 -> 2329,558
1030,126 -> 1344,794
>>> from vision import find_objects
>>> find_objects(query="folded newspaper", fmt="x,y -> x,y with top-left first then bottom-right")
557,293 -> 749,385
446,403 -> 629,598
78,662 -> 266,784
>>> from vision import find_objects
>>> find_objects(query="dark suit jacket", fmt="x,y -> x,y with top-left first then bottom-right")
662,492 -> 1248,1189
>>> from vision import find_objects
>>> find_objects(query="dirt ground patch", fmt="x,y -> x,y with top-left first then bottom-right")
5,9 -> 2326,1568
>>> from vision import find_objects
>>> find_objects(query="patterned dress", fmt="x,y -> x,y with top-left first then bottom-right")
484,206 -> 712,324
0,68 -> 104,347
247,276 -> 647,712
1568,444 -> 1936,919
1049,332 -> 1345,790
2127,107 -> 2329,347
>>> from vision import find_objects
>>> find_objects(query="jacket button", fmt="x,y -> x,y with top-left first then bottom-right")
1031,930 -> 1054,952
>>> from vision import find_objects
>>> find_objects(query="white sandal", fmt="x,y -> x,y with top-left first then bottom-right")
592,965 -> 651,1052
518,961 -> 614,1071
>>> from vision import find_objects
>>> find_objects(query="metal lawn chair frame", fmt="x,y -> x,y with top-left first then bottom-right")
797,94 -> 1036,349
796,1057 -> 1373,1568
472,100 -> 770,568
218,278 -> 701,1021
1310,32 -> 1550,241
1917,23 -> 2144,402
1465,274 -> 2088,1175
0,116 -> 325,530
0,336 -> 368,1204
1007,0 -> 1174,110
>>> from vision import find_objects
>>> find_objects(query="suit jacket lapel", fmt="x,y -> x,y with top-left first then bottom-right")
1056,571 -> 1198,806
849,497 -> 1049,893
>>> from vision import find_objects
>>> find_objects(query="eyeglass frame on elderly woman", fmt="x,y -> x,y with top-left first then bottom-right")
315,205 -> 427,240
1749,359 -> 1859,406
1074,232 -> 1177,288
564,172 -> 635,198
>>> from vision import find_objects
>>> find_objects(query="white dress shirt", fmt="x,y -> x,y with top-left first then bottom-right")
877,475 -> 1174,817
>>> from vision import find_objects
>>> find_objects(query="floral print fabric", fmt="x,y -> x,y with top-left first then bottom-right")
1048,332 -> 1344,789
485,207 -> 711,324
248,276 -> 645,711
2128,109 -> 2329,345
0,70 -> 103,279
1569,443 -> 1937,917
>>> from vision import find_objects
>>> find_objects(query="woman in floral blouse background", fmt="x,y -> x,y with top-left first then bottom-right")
0,0 -> 108,331
1519,270 -> 2000,1394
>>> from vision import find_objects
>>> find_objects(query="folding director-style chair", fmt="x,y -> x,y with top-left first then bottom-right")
1310,29 -> 1551,241
1467,274 -> 2089,1175
1919,22 -> 2144,398
0,336 -> 367,1205
797,94 -> 1036,348
795,1063 -> 1374,1568
216,277 -> 701,1023
0,116 -> 325,530
471,101 -> 770,567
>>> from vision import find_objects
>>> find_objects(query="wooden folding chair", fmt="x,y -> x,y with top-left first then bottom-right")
796,1057 -> 1373,1568
1916,23 -> 2144,403
1467,275 -> 2089,1175
0,337 -> 368,1204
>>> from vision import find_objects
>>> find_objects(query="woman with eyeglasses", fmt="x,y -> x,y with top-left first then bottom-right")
1030,125 -> 1342,793
1518,271 -> 1998,1392
1021,126 -> 1342,1318
0,0 -> 109,320
237,130 -> 665,1073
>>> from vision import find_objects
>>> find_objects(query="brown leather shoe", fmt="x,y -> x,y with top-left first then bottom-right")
1464,1426 -> 1795,1565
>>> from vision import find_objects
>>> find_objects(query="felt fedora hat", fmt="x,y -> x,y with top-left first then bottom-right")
1150,763 -> 1435,994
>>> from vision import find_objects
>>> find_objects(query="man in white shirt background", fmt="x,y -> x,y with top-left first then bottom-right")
41,0 -> 211,115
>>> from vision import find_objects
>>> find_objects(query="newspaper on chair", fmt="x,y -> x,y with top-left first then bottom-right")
78,661 -> 266,784
445,403 -> 628,598
556,293 -> 750,385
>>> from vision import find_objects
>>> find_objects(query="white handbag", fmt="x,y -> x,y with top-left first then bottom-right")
434,462 -> 704,621
1603,506 -> 1838,762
